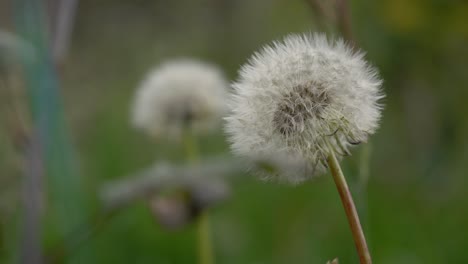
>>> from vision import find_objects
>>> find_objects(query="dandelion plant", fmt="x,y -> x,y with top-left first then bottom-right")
225,33 -> 383,264
132,59 -> 229,264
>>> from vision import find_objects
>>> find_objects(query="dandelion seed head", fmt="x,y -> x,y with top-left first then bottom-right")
225,33 -> 384,183
132,59 -> 228,139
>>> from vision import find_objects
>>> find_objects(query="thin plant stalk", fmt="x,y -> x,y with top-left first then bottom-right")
14,1 -> 91,262
335,0 -> 373,254
335,0 -> 356,47
326,141 -> 372,264
183,130 -> 214,264
197,211 -> 213,264
51,0 -> 79,65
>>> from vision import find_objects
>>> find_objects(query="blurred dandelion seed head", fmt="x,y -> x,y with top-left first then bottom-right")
225,33 -> 384,183
132,59 -> 228,139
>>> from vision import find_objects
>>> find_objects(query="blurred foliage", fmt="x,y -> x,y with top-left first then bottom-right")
1,0 -> 468,263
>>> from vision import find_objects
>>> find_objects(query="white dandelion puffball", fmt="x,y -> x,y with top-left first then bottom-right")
225,33 -> 383,182
132,59 -> 228,139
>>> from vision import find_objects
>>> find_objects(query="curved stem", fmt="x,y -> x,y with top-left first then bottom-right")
326,143 -> 372,264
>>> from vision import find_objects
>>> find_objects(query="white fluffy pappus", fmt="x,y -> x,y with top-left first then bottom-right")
225,33 -> 384,183
132,59 -> 229,139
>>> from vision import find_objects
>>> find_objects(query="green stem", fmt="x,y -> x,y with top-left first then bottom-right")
183,131 -> 214,264
326,142 -> 372,264
197,211 -> 214,264
183,129 -> 198,163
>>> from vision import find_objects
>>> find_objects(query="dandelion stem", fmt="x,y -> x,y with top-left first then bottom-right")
184,129 -> 198,163
197,211 -> 214,264
326,142 -> 372,264
183,130 -> 215,264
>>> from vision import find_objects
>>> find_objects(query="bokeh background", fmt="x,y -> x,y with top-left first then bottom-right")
1,0 -> 468,263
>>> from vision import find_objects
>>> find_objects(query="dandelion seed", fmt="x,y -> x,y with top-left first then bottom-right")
225,33 -> 383,183
132,59 -> 228,139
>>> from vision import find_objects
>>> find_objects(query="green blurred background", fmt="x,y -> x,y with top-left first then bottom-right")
1,0 -> 468,263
